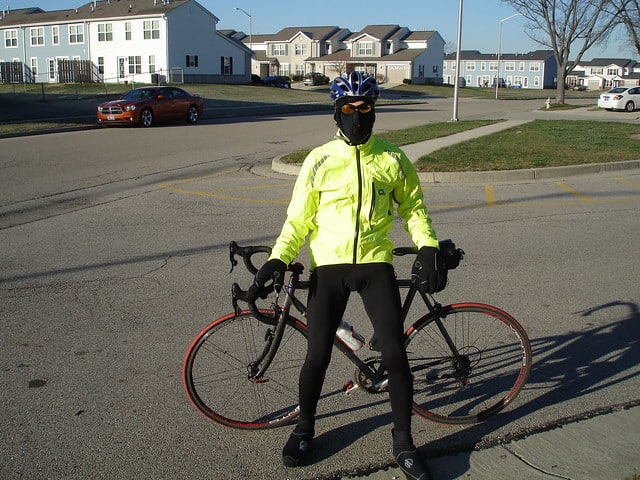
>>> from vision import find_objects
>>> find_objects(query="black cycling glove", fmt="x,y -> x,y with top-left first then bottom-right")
254,258 -> 287,292
411,246 -> 448,294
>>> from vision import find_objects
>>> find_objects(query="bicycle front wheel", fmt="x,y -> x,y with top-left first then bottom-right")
407,302 -> 532,424
182,310 -> 307,429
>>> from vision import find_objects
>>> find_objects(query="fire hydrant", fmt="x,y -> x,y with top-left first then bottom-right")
545,97 -> 551,109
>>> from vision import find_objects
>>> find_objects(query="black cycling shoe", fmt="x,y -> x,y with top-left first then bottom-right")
282,425 -> 314,467
395,447 -> 432,480
393,429 -> 432,480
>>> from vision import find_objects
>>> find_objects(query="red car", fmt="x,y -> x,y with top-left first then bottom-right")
97,86 -> 203,127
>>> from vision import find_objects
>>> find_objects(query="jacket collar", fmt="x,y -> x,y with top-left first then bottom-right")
334,130 -> 376,153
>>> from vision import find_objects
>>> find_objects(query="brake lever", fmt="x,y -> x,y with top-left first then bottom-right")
229,243 -> 238,273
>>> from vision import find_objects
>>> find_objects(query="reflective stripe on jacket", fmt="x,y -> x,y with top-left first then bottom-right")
270,133 -> 439,269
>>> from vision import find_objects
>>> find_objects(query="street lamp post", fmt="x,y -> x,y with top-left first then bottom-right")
495,13 -> 523,99
234,7 -> 252,54
451,0 -> 463,122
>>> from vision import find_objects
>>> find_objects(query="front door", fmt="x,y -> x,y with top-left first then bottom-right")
118,57 -> 127,82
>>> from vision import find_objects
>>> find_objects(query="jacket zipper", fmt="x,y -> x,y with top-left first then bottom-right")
353,147 -> 363,264
368,181 -> 376,223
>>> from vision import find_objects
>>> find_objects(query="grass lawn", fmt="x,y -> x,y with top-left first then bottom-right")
413,120 -> 640,171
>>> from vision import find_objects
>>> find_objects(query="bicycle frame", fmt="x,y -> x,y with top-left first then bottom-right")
252,265 -> 470,391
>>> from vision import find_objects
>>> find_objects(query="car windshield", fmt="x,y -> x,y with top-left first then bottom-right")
123,89 -> 155,100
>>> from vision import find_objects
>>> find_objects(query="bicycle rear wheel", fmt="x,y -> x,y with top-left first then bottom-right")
182,310 -> 307,429
407,302 -> 531,424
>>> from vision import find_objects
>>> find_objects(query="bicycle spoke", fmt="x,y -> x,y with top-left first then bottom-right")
183,312 -> 306,429
408,304 -> 531,424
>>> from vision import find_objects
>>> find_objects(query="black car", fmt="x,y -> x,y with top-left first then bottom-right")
262,76 -> 291,88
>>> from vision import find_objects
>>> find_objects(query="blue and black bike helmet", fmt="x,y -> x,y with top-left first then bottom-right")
330,71 -> 380,103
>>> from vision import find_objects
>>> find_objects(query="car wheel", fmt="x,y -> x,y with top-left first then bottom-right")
187,105 -> 199,124
625,101 -> 635,112
140,108 -> 154,127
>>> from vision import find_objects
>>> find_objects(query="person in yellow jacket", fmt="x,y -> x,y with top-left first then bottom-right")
253,71 -> 446,480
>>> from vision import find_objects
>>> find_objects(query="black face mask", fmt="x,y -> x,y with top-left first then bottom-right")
334,104 -> 375,145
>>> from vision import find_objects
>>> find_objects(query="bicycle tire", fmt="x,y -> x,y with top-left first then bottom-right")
182,309 -> 307,429
407,302 -> 532,424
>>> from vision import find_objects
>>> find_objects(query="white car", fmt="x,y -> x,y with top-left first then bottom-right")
597,86 -> 640,112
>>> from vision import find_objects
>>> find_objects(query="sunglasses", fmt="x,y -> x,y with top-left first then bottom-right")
340,103 -> 373,114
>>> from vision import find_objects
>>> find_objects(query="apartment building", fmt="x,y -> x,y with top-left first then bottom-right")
443,50 -> 557,89
231,24 -> 446,85
0,0 -> 251,84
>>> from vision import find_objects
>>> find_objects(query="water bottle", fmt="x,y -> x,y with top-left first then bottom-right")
336,319 -> 366,352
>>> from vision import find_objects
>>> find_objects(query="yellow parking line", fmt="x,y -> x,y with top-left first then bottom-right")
613,177 -> 640,188
554,181 -> 595,203
485,185 -> 497,206
162,185 -> 290,204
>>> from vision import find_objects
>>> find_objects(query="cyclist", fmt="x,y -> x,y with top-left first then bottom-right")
253,71 -> 447,480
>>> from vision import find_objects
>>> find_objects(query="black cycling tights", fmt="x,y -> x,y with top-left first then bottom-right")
298,263 -> 413,433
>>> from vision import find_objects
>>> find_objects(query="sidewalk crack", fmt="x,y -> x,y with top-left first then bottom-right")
501,444 -> 573,479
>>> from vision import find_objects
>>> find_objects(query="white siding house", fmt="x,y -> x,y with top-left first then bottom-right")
0,0 -> 251,84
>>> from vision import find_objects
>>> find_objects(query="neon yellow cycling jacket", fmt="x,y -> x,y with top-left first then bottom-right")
270,133 -> 439,269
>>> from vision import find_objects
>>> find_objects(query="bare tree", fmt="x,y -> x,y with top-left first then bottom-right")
326,61 -> 348,77
502,0 -> 629,103
617,0 -> 640,55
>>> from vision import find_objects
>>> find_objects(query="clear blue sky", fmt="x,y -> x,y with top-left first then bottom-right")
5,0 -> 636,60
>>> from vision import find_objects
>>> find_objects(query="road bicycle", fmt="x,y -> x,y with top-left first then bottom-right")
182,240 -> 532,429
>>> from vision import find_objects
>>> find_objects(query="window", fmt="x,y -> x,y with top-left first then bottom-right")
530,62 -> 540,72
519,62 -> 525,71
125,22 -> 132,41
591,67 -> 603,75
295,64 -> 304,75
30,27 -> 45,46
607,67 -> 619,76
357,41 -> 373,56
30,57 -> 38,77
386,41 -> 392,54
505,62 -> 515,71
128,55 -> 142,74
221,56 -> 232,75
186,55 -> 198,67
98,56 -> 104,75
149,55 -> 156,73
419,65 -> 425,77
52,26 -> 60,45
143,20 -> 160,40
480,62 -> 486,71
432,65 -> 438,73
534,76 -> 540,86
294,43 -> 307,56
466,61 -> 476,71
489,62 -> 497,71
98,23 -> 113,42
271,43 -> 287,56
5,29 -> 18,48
69,24 -> 84,44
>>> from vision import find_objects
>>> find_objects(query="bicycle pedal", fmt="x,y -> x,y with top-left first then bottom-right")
342,380 -> 359,395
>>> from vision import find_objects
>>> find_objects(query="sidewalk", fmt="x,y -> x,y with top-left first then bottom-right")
271,119 -> 640,183
346,404 -> 640,479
